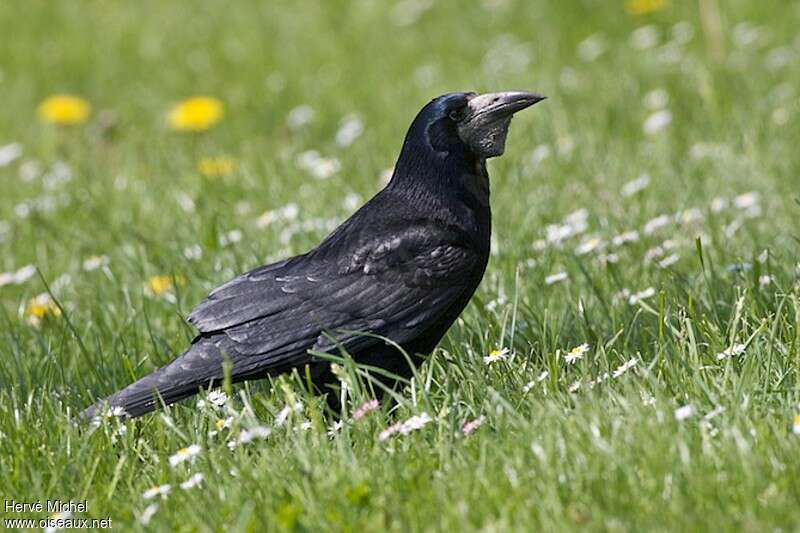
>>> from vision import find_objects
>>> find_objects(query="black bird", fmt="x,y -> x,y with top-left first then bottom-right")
82,91 -> 545,419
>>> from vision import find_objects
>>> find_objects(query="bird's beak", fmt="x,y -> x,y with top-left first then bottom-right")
458,91 -> 546,159
465,91 -> 547,124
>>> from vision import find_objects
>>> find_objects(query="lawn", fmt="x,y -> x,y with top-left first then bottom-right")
1,0 -> 799,530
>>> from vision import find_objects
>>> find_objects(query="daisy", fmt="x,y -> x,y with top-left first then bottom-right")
658,254 -> 680,268
483,347 -> 509,365
238,426 -> 271,444
327,420 -> 344,438
45,511 -> 72,533
0,264 -> 36,287
733,192 -> 759,209
106,406 -> 127,418
137,504 -> 159,526
612,358 -> 638,377
643,214 -> 671,235
275,402 -> 303,426
793,415 -> 800,436
215,417 -> 233,431
82,255 -> 109,272
716,343 -> 746,361
168,444 -> 201,467
207,391 -> 228,407
379,412 -> 433,441
142,484 -> 171,500
180,473 -> 204,490
25,293 -> 61,327
0,142 -> 22,167
621,174 -> 650,197
335,114 -> 364,146
399,412 -> 432,434
286,105 -> 314,130
628,287 -> 656,305
296,150 -> 341,180
612,230 -> 639,246
545,271 -> 568,285
674,404 -> 695,421
564,343 -> 590,364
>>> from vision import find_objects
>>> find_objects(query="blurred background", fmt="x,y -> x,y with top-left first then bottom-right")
2,1 -> 800,529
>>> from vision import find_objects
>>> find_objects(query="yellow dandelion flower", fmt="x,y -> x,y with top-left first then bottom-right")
145,274 -> 185,296
625,0 -> 668,15
168,97 -> 224,132
25,293 -> 61,326
37,95 -> 91,125
198,156 -> 238,177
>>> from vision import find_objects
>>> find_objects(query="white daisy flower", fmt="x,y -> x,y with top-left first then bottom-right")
483,347 -> 509,365
238,426 -> 272,444
674,404 -> 695,421
168,444 -> 201,467
643,214 -> 671,235
400,412 -> 432,434
180,473 -> 204,490
327,420 -> 344,438
207,391 -> 228,407
621,174 -> 650,197
275,402 -> 303,427
564,343 -> 590,364
335,114 -> 364,147
286,105 -> 314,130
612,358 -> 638,378
628,287 -> 656,305
643,110 -> 672,134
716,343 -> 746,361
0,264 -> 36,287
82,255 -> 109,271
142,484 -> 171,500
137,504 -> 158,526
615,230 -> 640,247
545,271 -> 568,285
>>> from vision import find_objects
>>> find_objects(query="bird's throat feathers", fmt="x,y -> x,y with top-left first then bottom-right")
389,136 -> 490,215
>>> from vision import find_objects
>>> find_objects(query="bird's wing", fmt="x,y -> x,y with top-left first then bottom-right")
187,222 -> 478,367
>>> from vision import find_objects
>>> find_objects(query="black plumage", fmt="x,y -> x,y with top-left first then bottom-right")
82,90 -> 545,419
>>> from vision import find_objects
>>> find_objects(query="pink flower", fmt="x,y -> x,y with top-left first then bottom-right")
462,416 -> 486,436
378,422 -> 402,441
353,399 -> 379,420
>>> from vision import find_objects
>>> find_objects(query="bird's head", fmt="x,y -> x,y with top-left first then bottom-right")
407,91 -> 546,160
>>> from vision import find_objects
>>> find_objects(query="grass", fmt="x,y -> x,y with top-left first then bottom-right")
1,0 -> 799,530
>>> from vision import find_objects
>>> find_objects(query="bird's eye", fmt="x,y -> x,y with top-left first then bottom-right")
448,108 -> 465,122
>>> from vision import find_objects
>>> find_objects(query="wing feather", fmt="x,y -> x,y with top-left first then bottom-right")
187,222 -> 478,370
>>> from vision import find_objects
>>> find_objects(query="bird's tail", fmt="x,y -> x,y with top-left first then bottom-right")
80,340 -> 226,420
